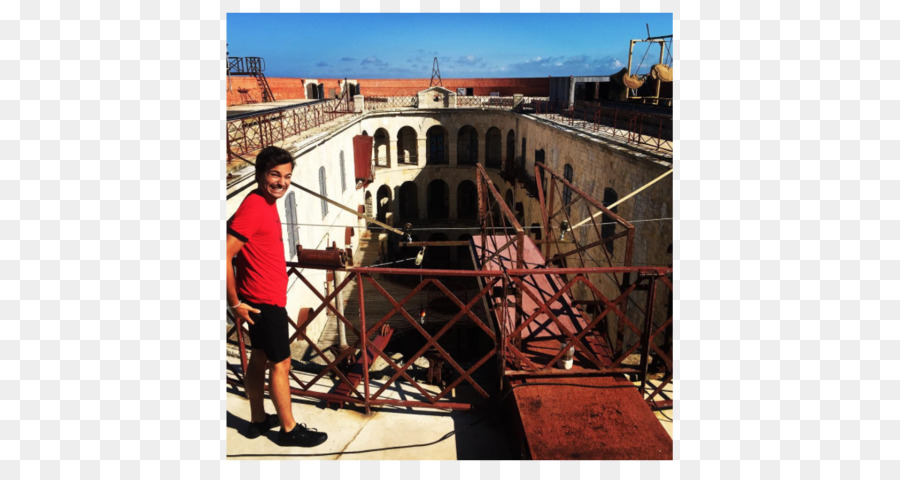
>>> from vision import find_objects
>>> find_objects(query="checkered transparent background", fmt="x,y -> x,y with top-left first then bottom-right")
3,0 -> 894,478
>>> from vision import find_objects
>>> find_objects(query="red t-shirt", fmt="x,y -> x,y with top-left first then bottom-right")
228,190 -> 288,307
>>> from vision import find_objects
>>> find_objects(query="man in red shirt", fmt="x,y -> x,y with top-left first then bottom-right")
227,146 -> 327,447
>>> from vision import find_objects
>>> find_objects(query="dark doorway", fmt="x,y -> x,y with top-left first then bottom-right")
457,125 -> 478,166
427,180 -> 450,219
399,181 -> 418,220
457,181 -> 478,219
424,233 -> 451,269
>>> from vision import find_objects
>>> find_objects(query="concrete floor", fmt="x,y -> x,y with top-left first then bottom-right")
224,365 -> 517,460
225,363 -> 673,460
226,98 -> 320,118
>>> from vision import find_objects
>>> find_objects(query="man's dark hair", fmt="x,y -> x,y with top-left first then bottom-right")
255,146 -> 295,180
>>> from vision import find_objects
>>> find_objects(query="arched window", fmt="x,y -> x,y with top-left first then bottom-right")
426,126 -> 448,165
457,125 -> 478,166
376,185 -> 392,224
486,127 -> 502,169
506,130 -> 516,170
374,128 -> 390,168
364,191 -> 373,219
318,167 -> 328,219
536,149 -> 547,192
397,126 -> 417,164
285,192 -> 299,259
339,151 -> 347,192
563,164 -> 574,215
520,137 -> 527,168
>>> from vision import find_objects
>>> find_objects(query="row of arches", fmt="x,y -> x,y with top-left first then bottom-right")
362,125 -> 519,169
367,179 -> 480,222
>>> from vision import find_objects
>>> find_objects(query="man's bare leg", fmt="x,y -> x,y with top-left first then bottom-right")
269,357 -> 297,432
245,349 -> 269,423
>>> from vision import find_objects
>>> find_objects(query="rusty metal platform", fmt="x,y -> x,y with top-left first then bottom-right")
473,234 -> 671,460
509,376 -> 672,460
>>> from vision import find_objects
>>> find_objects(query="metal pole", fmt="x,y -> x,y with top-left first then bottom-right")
626,40 -> 636,101
655,40 -> 664,105
335,270 -> 347,349
639,275 -> 658,400
357,271 -> 371,415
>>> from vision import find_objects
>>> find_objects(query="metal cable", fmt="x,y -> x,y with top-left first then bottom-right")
274,217 -> 672,231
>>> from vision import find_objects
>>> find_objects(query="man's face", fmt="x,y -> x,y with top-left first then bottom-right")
259,163 -> 293,202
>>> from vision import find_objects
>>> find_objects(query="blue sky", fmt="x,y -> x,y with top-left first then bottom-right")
227,13 -> 672,79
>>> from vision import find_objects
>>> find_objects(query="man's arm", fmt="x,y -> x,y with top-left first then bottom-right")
227,234 -> 261,324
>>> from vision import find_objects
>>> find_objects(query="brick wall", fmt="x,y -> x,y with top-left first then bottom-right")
226,76 -> 550,105
226,77 -> 309,105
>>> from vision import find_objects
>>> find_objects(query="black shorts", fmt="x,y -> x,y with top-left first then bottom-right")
245,301 -> 292,363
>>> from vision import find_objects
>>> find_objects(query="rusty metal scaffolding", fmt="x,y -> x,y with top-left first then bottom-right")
227,163 -> 672,411
226,265 -> 672,411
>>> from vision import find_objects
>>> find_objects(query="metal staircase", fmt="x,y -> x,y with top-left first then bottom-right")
227,56 -> 275,103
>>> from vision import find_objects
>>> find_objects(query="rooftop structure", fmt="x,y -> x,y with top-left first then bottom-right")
225,71 -> 673,459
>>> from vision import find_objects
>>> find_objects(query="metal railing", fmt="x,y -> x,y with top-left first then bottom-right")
366,96 -> 418,110
530,100 -> 673,154
477,163 -> 525,271
456,96 -> 516,109
226,264 -> 672,411
226,99 -> 356,162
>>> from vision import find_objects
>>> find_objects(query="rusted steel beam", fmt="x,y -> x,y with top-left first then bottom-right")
361,277 -> 449,402
357,271 -> 372,414
341,267 -> 505,277
506,266 -> 671,276
538,162 -> 635,230
399,240 -> 471,247
398,240 -> 574,247
475,164 -> 524,235
510,275 -> 608,370
363,277 -> 489,400
504,367 -> 640,377
638,276 -> 658,396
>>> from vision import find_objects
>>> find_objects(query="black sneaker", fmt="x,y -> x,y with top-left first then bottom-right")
277,423 -> 328,447
246,413 -> 280,439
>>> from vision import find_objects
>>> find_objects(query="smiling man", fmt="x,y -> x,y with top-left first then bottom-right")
226,146 -> 328,448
